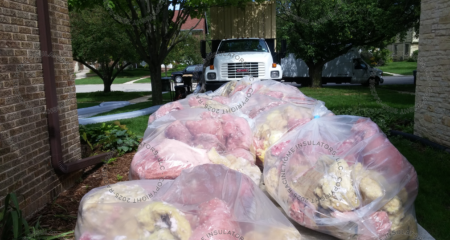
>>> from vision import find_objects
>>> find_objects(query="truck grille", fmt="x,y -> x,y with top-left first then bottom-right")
221,62 -> 265,79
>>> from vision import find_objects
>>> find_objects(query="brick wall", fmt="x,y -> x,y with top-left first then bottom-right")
0,0 -> 82,218
414,0 -> 450,147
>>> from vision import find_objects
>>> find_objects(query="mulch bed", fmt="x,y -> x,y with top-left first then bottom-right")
28,151 -> 136,239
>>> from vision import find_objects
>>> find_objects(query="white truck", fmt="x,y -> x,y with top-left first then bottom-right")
281,48 -> 384,85
200,38 -> 284,91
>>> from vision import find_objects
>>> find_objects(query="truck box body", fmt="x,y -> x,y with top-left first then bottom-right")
281,49 -> 384,85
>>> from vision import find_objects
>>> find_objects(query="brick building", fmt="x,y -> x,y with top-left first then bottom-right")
0,0 -> 108,217
414,0 -> 450,147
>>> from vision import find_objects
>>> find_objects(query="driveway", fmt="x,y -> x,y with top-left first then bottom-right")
75,76 -> 413,93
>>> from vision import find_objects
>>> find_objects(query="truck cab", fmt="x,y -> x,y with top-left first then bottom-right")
202,38 -> 283,91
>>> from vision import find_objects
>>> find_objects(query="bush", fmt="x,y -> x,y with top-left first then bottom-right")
79,121 -> 140,156
408,50 -> 419,62
372,48 -> 392,66
360,48 -> 392,67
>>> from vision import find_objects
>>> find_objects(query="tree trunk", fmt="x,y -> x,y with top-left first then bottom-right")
165,65 -> 167,77
308,63 -> 324,88
103,79 -> 112,93
150,64 -> 163,105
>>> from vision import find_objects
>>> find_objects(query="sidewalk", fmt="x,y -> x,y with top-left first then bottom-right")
383,71 -> 404,77
123,76 -> 150,84
75,69 -> 90,79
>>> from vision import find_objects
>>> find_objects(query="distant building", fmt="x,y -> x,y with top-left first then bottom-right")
173,10 -> 207,37
386,28 -> 419,61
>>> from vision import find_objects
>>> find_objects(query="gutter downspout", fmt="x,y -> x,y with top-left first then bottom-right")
36,0 -> 110,174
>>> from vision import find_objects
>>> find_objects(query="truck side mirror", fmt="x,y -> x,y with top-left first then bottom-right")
281,40 -> 287,58
200,40 -> 206,59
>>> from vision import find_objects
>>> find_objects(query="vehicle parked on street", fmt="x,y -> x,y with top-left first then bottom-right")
281,48 -> 384,86
171,64 -> 203,83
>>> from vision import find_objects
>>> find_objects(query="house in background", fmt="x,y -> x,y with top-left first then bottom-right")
174,10 -> 208,37
386,28 -> 419,61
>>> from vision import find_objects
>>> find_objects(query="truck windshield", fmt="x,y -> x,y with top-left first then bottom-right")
217,39 -> 269,53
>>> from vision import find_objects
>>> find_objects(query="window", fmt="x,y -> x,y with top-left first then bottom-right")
217,39 -> 269,53
394,45 -> 398,55
404,44 -> 410,56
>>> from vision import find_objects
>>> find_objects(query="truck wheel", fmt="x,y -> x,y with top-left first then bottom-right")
175,76 -> 182,83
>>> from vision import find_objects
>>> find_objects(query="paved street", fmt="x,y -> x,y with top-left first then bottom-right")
75,76 -> 414,93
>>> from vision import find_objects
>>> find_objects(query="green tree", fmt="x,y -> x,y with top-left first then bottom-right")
70,5 -> 139,92
69,0 -> 264,104
277,0 -> 420,88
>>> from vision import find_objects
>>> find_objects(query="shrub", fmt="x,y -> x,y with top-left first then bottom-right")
79,121 -> 140,156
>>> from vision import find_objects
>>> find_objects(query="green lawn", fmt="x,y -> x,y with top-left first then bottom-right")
75,69 -> 151,85
379,84 -> 416,93
134,77 -> 151,83
378,61 -> 417,75
92,101 -> 153,117
77,102 -> 101,109
77,91 -> 151,103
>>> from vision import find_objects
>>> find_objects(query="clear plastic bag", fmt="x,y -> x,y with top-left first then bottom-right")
263,115 -> 419,240
252,101 -> 333,165
132,108 -> 261,184
76,164 -> 302,240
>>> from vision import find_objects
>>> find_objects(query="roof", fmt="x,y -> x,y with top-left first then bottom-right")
173,10 -> 206,31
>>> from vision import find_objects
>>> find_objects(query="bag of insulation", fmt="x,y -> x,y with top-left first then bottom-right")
147,77 -> 256,124
252,101 -> 333,165
75,164 -> 302,240
263,115 -> 419,240
131,108 -> 261,184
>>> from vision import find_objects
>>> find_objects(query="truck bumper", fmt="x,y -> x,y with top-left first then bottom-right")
205,81 -> 229,91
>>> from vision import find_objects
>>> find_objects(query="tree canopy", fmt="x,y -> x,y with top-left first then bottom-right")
277,0 -> 420,87
71,5 -> 140,92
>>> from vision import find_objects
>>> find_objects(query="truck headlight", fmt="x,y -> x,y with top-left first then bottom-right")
207,73 -> 216,80
271,71 -> 280,78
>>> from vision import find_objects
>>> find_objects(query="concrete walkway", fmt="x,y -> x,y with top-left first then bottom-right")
123,76 -> 150,84
383,71 -> 405,77
75,69 -> 91,79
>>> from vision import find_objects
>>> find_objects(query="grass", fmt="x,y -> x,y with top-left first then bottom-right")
378,61 -> 417,75
91,93 -> 172,116
77,91 -> 151,103
134,77 -> 151,83
379,84 -> 416,93
92,102 -> 153,117
77,102 -> 101,109
75,69 -> 151,85
300,85 -> 415,111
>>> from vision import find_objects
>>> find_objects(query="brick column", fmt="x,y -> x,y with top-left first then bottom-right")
414,0 -> 450,147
